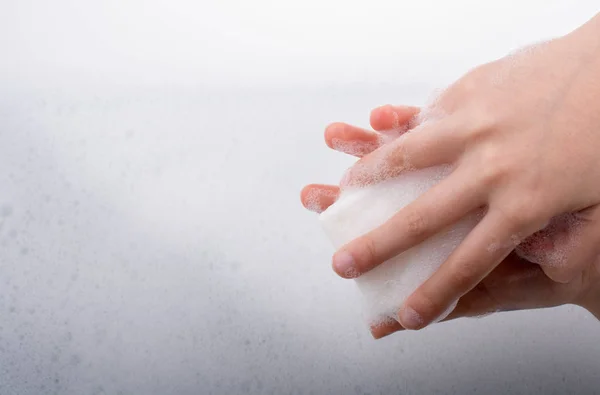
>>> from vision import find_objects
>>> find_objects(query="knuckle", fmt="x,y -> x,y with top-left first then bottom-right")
385,138 -> 411,170
478,164 -> 502,188
449,261 -> 480,291
457,71 -> 480,96
475,148 -> 514,187
495,205 -> 528,231
496,198 -> 544,232
469,104 -> 499,134
454,63 -> 492,98
412,291 -> 444,326
404,208 -> 427,240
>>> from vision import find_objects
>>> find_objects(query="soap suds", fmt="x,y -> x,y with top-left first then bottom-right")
515,213 -> 581,268
330,136 -> 382,158
341,136 -> 416,189
321,166 -> 479,326
304,187 -> 338,214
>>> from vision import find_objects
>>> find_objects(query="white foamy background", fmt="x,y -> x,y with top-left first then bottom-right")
1,1 -> 600,394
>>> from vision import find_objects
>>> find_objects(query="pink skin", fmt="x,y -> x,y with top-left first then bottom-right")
301,104 -> 600,339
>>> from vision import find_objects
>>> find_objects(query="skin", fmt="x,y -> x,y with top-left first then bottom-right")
301,103 -> 600,338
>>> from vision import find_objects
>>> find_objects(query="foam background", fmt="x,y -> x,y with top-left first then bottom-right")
1,1 -> 600,394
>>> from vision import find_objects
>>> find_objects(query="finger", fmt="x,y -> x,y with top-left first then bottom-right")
446,253 -> 580,320
370,105 -> 421,133
373,254 -> 562,337
332,167 -> 485,278
300,184 -> 340,213
370,319 -> 404,339
398,207 -> 542,330
445,255 -> 547,320
324,123 -> 383,157
442,287 -> 498,321
340,117 -> 465,188
375,252 -> 581,337
371,254 -> 536,339
518,208 -> 600,283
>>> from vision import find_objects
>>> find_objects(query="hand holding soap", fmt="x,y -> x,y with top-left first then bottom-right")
319,166 -> 479,325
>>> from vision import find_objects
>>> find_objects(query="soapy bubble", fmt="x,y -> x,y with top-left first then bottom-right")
330,136 -> 382,158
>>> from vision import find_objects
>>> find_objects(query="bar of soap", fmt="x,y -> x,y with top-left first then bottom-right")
319,166 -> 479,325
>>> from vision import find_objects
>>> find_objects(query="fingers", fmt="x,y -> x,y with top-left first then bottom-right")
325,106 -> 421,158
370,105 -> 420,133
300,184 -> 340,214
372,208 -> 600,337
332,167 -> 485,278
397,207 -> 534,330
371,253 -> 572,339
340,118 -> 465,188
448,252 -> 583,319
324,123 -> 383,158
446,255 -> 552,319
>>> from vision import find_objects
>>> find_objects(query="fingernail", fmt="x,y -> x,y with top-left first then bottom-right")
398,306 -> 425,330
333,251 -> 358,278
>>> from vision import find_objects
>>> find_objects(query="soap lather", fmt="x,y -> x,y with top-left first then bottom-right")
319,166 -> 480,326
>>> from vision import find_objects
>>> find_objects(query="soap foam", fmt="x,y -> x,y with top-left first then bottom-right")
320,166 -> 479,326
330,136 -> 382,158
515,213 -> 581,268
304,187 -> 338,214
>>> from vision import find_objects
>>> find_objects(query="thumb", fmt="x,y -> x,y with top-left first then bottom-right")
516,207 -> 600,284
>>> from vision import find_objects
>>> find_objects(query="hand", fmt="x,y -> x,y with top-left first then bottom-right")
318,15 -> 600,330
301,104 -> 420,213
302,104 -> 600,338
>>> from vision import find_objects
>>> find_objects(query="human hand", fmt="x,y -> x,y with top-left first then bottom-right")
302,103 -> 600,338
320,15 -> 600,330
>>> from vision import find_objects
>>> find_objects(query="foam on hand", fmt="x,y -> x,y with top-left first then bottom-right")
319,166 -> 479,326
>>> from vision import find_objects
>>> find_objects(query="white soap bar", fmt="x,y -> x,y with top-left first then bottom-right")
319,166 -> 479,325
